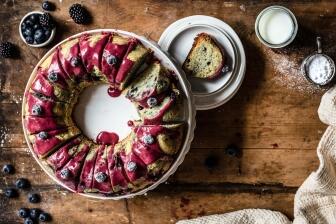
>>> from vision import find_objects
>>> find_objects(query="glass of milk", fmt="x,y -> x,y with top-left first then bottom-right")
255,6 -> 298,48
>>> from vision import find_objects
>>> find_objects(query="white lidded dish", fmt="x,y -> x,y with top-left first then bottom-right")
19,11 -> 56,48
255,6 -> 298,48
22,29 -> 196,200
159,15 -> 246,110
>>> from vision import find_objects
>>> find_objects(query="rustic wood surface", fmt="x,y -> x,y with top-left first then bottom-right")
1,0 -> 335,223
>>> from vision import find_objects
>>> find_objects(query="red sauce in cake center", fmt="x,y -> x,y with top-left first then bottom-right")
96,131 -> 119,145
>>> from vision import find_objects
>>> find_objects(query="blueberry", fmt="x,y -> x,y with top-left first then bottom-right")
29,208 -> 41,219
4,188 -> 18,198
18,208 -> 30,218
70,57 -> 80,67
38,131 -> 48,140
28,193 -> 40,203
21,22 -> 27,30
33,24 -> 41,30
225,145 -> 240,157
47,71 -> 58,82
34,29 -> 45,44
2,164 -> 15,174
106,54 -> 118,65
204,155 -> 218,169
142,135 -> 154,145
126,161 -> 137,172
24,27 -> 33,37
24,217 -> 34,224
32,104 -> 43,115
30,14 -> 39,23
44,29 -> 51,38
39,212 -> 51,222
147,97 -> 158,107
16,178 -> 30,189
60,168 -> 70,179
25,36 -> 34,44
94,172 -> 107,183
25,19 -> 34,27
42,1 -> 55,11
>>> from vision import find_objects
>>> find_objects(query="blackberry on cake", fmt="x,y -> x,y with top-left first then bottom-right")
69,3 -> 89,24
182,33 -> 225,79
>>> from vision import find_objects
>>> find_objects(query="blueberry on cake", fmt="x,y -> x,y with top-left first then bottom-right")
182,33 -> 225,79
24,31 -> 187,197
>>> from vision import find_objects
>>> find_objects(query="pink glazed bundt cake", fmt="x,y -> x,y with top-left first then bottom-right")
23,31 -> 186,196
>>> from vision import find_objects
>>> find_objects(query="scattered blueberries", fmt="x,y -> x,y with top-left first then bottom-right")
18,208 -> 30,218
225,145 -> 240,157
39,212 -> 51,222
2,164 -> 15,174
24,217 -> 34,224
42,1 -> 55,11
28,193 -> 41,203
21,12 -> 54,45
16,178 -> 31,189
4,188 -> 18,198
204,155 -> 219,169
30,208 -> 41,220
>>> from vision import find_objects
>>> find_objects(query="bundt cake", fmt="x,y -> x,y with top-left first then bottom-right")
23,31 -> 187,197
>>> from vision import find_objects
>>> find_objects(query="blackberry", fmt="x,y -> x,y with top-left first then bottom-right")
0,42 -> 15,58
2,164 -> 15,174
42,1 -> 55,11
69,3 -> 89,24
39,13 -> 54,28
18,208 -> 30,218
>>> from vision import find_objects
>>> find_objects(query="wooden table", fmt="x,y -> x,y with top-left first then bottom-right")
1,1 -> 334,223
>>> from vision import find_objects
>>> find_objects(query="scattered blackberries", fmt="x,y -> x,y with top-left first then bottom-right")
0,42 -> 15,58
39,13 -> 55,28
69,3 -> 89,24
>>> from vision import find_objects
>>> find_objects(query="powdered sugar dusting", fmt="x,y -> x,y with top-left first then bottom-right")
265,48 -> 323,94
0,125 -> 12,147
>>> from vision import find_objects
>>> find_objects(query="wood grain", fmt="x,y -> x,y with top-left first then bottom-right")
0,0 -> 334,223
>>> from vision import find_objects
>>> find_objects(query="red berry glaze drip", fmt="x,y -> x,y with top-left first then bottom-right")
96,131 -> 119,145
107,86 -> 121,97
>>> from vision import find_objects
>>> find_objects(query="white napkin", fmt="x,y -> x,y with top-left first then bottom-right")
177,86 -> 336,224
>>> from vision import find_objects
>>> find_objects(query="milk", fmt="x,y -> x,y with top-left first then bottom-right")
257,7 -> 296,46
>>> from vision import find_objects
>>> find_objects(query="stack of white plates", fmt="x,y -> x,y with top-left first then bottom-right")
159,15 -> 246,110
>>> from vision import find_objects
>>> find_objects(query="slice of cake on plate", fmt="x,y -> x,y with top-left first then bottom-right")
115,39 -> 151,90
79,32 -> 110,82
125,61 -> 171,103
92,145 -> 112,194
77,144 -> 99,193
182,33 -> 225,79
55,141 -> 91,191
101,33 -> 130,83
28,127 -> 81,158
58,37 -> 90,85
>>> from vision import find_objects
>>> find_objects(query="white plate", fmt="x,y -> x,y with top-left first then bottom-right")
159,15 -> 246,110
22,29 -> 196,200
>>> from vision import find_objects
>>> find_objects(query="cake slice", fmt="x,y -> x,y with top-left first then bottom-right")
125,61 -> 171,103
28,127 -> 81,158
182,33 -> 225,79
46,136 -> 82,171
92,145 -> 112,194
30,72 -> 73,102
24,91 -> 69,118
115,39 -> 150,90
55,142 -> 91,191
77,143 -> 99,193
79,32 -> 110,81
25,116 -> 68,134
107,145 -> 131,193
58,37 -> 90,85
101,33 -> 130,83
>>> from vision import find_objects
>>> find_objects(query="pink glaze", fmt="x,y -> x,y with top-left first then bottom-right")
32,129 -> 66,157
77,147 -> 98,193
101,35 -> 130,83
58,41 -> 88,82
143,96 -> 175,125
107,148 -> 129,191
107,86 -> 121,98
27,92 -> 62,117
96,131 -> 119,145
115,39 -> 138,84
55,144 -> 90,191
79,33 -> 110,73
120,151 -> 147,182
26,116 -> 65,134
131,125 -> 165,165
92,146 -> 112,194
31,73 -> 56,99
47,137 -> 81,170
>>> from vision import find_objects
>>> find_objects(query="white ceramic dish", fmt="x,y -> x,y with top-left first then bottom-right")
159,15 -> 246,110
19,11 -> 56,48
22,29 -> 196,200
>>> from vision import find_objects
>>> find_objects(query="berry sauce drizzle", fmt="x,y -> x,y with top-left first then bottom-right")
96,131 -> 119,145
107,86 -> 121,97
